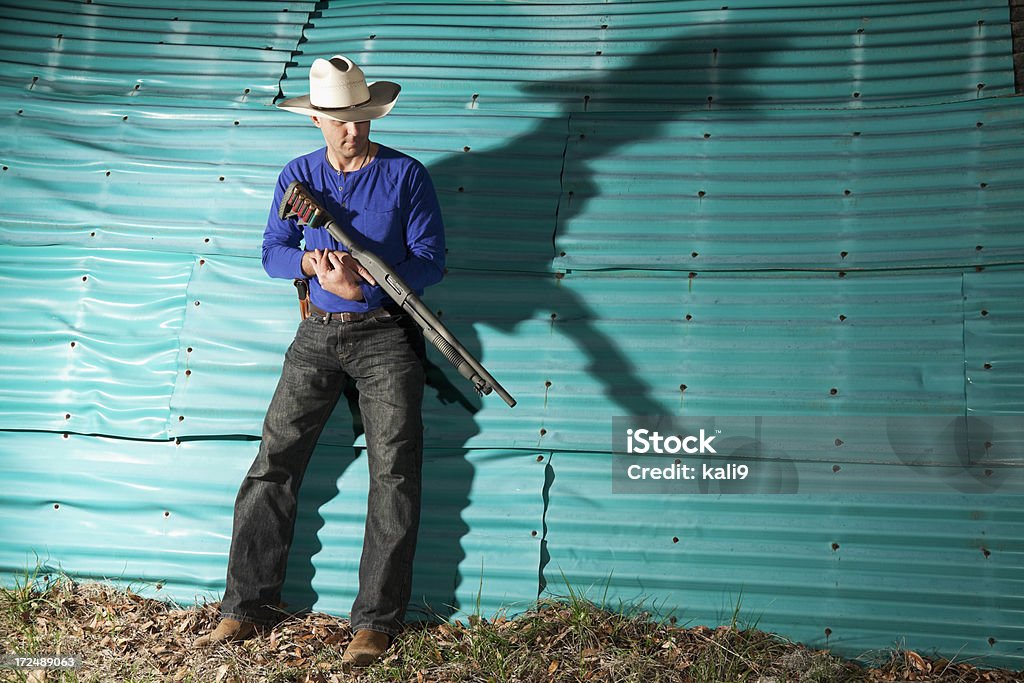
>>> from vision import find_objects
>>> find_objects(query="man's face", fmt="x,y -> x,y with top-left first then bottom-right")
312,116 -> 371,167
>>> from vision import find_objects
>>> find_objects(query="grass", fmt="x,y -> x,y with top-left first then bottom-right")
1,570 -> 1022,682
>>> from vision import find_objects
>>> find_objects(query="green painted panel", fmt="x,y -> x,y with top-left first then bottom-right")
0,432 -> 543,625
965,269 -> 1024,415
542,452 -> 1024,664
0,245 -> 192,438
556,98 -> 1024,271
293,0 -> 1013,110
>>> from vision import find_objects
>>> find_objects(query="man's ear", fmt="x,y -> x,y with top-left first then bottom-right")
310,115 -> 322,128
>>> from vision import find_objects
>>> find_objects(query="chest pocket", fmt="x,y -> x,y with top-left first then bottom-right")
346,167 -> 405,251
353,197 -> 403,250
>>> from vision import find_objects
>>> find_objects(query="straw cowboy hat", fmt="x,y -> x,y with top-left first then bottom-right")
276,55 -> 400,122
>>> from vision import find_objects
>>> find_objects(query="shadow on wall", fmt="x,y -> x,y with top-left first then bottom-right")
279,28 -> 789,621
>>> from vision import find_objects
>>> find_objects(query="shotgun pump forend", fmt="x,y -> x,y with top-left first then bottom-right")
278,180 -> 517,408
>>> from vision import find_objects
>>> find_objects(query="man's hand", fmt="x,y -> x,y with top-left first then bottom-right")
308,249 -> 376,301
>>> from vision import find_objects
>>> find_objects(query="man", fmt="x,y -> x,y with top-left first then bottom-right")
194,55 -> 446,669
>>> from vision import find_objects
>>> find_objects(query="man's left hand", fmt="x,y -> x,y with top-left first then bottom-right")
309,249 -> 376,301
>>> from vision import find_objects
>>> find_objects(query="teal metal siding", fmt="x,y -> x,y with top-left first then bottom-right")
1,0 -> 1023,667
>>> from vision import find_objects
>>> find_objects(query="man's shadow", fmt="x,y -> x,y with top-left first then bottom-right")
281,28 -> 786,622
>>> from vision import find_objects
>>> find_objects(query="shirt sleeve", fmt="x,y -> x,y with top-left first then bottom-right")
360,161 -> 446,309
261,166 -> 306,280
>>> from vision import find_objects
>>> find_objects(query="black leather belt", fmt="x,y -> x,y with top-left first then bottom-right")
308,302 -> 400,323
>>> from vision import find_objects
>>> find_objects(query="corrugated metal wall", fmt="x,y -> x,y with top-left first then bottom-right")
1,0 -> 1022,668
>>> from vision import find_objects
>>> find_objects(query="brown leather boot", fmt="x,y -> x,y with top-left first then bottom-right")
341,629 -> 390,668
192,618 -> 257,647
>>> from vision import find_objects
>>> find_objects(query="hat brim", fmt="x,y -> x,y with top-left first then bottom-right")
276,81 -> 400,122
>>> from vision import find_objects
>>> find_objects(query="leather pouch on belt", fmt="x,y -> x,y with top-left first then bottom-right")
293,278 -> 310,320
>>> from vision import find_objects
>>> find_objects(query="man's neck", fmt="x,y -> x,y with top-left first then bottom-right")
328,142 -> 377,173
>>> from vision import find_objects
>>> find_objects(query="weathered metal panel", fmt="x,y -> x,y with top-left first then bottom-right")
520,269 -> 970,451
556,98 -> 1024,272
0,431 -> 544,623
965,268 -> 1024,415
0,0 -> 313,100
294,0 -> 1014,110
0,96 -> 298,256
541,452 -> 1024,662
0,101 -> 565,272
0,245 -> 191,438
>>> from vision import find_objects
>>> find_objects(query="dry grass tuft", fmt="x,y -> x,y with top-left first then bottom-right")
1,573 -> 1021,682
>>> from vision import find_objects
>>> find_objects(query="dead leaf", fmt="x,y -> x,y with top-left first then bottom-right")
215,663 -> 230,683
548,660 -> 560,675
906,650 -> 929,672
26,671 -> 46,683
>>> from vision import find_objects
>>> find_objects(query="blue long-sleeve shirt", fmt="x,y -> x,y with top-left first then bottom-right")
262,144 -> 446,313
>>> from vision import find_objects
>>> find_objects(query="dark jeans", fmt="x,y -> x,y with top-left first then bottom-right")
219,310 -> 425,637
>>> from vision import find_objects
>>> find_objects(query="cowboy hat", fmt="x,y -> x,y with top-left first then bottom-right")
276,55 -> 400,122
